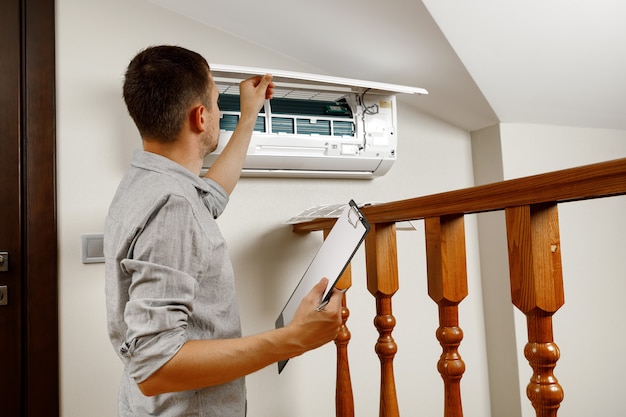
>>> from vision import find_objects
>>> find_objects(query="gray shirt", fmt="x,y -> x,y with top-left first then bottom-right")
104,150 -> 245,416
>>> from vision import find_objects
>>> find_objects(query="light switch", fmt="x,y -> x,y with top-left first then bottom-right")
82,234 -> 104,264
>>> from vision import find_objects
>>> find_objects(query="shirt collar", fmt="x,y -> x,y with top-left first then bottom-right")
130,149 -> 212,194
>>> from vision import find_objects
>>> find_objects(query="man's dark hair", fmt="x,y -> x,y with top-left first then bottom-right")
123,45 -> 212,142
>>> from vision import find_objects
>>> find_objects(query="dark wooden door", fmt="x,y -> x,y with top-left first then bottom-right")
0,0 -> 59,415
0,0 -> 24,412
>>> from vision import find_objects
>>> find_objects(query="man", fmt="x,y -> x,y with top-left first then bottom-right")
104,45 -> 343,416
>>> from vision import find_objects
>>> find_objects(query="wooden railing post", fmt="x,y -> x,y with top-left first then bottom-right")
324,228 -> 355,417
425,214 -> 468,417
365,222 -> 400,417
505,203 -> 564,417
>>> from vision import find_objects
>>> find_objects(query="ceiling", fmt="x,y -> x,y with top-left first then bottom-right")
147,0 -> 626,132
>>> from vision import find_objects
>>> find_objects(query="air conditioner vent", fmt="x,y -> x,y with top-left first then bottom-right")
272,88 -> 347,101
270,97 -> 352,118
219,114 -> 266,133
218,94 -> 266,113
216,84 -> 239,95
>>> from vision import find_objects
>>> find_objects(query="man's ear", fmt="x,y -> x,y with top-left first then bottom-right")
190,105 -> 206,133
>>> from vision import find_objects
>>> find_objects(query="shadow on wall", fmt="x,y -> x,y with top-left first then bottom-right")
230,222 -> 325,316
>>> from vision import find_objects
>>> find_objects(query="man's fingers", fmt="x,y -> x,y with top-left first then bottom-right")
312,278 -> 329,295
327,287 -> 346,309
258,74 -> 274,99
241,74 -> 274,101
258,73 -> 273,87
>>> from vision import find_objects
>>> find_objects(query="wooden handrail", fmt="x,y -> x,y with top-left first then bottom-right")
293,157 -> 626,233
291,157 -> 626,417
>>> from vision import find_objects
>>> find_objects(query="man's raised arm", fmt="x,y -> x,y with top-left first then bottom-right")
204,74 -> 274,194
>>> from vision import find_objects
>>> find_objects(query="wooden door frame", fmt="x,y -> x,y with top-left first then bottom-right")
23,0 -> 59,414
0,0 -> 59,415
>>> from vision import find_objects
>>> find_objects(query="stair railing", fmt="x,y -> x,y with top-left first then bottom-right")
291,157 -> 626,417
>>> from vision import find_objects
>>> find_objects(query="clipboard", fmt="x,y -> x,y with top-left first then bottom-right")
275,200 -> 370,373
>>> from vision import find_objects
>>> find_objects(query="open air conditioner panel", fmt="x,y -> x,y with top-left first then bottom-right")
204,64 -> 427,179
211,64 -> 428,97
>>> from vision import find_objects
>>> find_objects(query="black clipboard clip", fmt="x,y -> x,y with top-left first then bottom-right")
347,203 -> 364,229
315,287 -> 349,311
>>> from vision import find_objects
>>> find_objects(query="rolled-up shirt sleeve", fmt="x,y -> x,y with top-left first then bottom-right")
201,177 -> 229,219
119,194 -> 207,383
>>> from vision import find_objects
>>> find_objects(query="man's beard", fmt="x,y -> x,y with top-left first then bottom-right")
199,130 -> 218,158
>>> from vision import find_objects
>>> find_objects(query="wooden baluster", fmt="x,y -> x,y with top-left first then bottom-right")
505,204 -> 564,417
365,222 -> 400,417
424,215 -> 468,417
324,228 -> 355,417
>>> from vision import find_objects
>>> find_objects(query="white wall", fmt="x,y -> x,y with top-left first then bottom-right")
56,0 -> 490,416
478,123 -> 626,417
472,125 -> 524,417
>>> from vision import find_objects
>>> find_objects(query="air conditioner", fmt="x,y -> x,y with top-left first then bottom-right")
203,64 -> 427,179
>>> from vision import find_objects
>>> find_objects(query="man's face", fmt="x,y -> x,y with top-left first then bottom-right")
199,73 -> 220,157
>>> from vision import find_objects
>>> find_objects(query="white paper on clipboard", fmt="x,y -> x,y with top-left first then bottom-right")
275,199 -> 370,373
